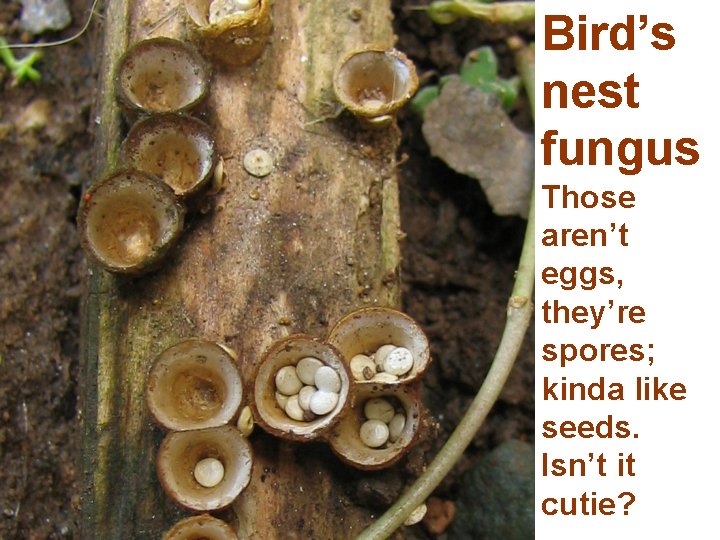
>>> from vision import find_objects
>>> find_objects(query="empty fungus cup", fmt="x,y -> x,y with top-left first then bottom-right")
77,170 -> 185,275
121,114 -> 216,198
333,47 -> 418,126
252,335 -> 351,442
163,514 -> 237,540
328,385 -> 422,470
183,0 -> 272,67
146,339 -> 243,431
328,307 -> 430,386
115,37 -> 210,117
157,425 -> 253,512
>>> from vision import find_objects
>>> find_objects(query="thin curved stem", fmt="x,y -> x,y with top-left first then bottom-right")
357,38 -> 535,540
426,0 -> 535,25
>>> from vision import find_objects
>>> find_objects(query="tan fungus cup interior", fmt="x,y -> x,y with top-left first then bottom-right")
163,513 -> 237,540
157,425 -> 252,512
334,48 -> 418,117
253,335 -> 350,441
146,339 -> 243,431
79,170 -> 184,274
328,385 -> 421,470
122,114 -> 216,197
116,37 -> 209,114
327,307 -> 430,385
183,0 -> 272,67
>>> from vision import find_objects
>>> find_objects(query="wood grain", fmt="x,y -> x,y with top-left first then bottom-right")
80,1 -> 404,537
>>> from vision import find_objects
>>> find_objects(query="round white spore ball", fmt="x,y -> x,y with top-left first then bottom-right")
298,385 -> 316,411
314,365 -> 341,393
383,346 -> 413,376
372,372 -> 398,384
275,391 -> 289,410
350,354 -> 375,381
363,398 -> 395,424
360,419 -> 390,448
194,457 -> 225,488
285,395 -> 305,421
309,390 -> 339,415
295,357 -> 323,386
275,365 -> 302,395
388,412 -> 406,442
373,344 -> 397,368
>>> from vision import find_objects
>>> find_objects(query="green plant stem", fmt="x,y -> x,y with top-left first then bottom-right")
0,38 -> 42,85
427,0 -> 535,25
510,37 -> 535,116
357,39 -> 535,540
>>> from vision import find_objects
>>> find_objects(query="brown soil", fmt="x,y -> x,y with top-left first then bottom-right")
0,1 -> 533,538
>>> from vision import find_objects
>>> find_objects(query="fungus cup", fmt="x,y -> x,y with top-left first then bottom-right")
164,514 -> 237,540
252,335 -> 351,441
157,425 -> 253,511
183,0 -> 272,67
115,37 -> 210,117
77,170 -> 185,275
146,339 -> 243,431
333,47 -> 418,127
328,307 -> 430,386
329,385 -> 422,470
121,114 -> 216,198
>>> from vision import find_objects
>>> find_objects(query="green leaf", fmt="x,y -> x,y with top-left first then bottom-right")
411,85 -> 440,118
459,46 -> 520,110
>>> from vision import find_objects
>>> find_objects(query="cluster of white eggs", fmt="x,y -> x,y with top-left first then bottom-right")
349,344 -> 414,383
274,357 -> 342,422
359,397 -> 406,449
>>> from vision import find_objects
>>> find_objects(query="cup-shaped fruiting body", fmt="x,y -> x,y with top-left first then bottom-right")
328,385 -> 421,470
333,47 -> 418,127
121,114 -> 216,198
328,307 -> 430,386
164,514 -> 237,540
146,339 -> 243,431
157,425 -> 252,511
252,335 -> 350,441
183,0 -> 272,67
77,170 -> 185,275
115,37 -> 210,117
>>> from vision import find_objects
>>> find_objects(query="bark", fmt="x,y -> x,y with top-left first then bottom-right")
80,0 -> 403,538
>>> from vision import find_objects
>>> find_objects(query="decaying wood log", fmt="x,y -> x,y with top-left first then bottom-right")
80,0 -> 405,537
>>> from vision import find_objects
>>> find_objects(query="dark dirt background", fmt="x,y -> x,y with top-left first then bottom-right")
0,1 -> 533,538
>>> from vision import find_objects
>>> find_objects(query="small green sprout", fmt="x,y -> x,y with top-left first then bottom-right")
0,38 -> 43,86
411,46 -> 520,117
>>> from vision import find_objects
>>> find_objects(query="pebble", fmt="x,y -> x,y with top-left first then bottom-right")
403,503 -> 427,526
20,0 -> 71,34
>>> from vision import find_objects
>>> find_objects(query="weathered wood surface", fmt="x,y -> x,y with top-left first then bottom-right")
80,0 -> 404,538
